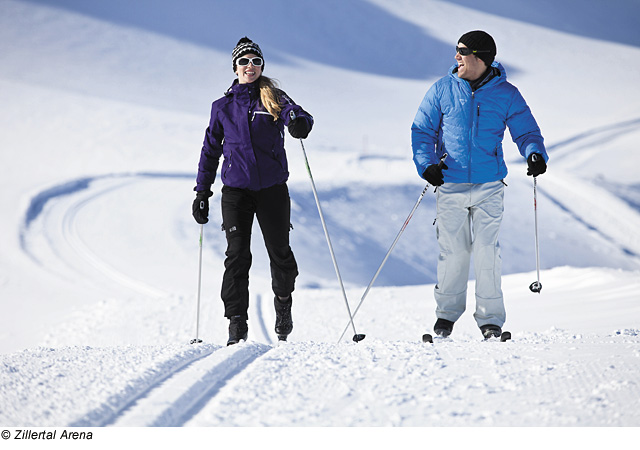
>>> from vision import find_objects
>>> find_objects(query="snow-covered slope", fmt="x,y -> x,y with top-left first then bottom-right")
1,0 -> 640,430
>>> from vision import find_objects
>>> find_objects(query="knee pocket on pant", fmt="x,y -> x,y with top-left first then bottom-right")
225,230 -> 251,253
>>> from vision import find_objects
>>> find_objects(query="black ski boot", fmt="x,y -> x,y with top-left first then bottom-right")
227,315 -> 248,346
480,324 -> 502,340
274,295 -> 293,341
434,318 -> 454,338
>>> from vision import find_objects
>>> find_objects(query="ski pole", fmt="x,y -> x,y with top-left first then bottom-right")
190,221 -> 205,344
294,122 -> 365,343
337,153 -> 448,342
529,157 -> 542,294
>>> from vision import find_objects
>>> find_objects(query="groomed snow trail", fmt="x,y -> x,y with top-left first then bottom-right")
186,333 -> 640,426
4,330 -> 639,427
108,343 -> 271,427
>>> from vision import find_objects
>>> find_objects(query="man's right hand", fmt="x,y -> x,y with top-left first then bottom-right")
422,162 -> 449,186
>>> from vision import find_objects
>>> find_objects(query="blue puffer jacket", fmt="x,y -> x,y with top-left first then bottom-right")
412,62 -> 547,184
195,78 -> 313,192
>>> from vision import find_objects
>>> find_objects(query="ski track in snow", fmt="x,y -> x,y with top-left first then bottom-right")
4,332 -> 639,427
105,342 -> 272,427
540,173 -> 640,259
20,173 -> 192,298
118,332 -> 640,427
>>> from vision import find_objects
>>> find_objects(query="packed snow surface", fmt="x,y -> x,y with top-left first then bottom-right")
1,0 -> 640,430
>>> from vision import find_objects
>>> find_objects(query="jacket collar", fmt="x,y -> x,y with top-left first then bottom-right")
469,66 -> 500,91
450,62 -> 505,92
225,78 -> 260,99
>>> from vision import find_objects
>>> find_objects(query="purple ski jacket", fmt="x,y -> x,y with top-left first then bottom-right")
195,79 -> 313,192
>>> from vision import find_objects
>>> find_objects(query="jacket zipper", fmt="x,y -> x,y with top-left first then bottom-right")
469,91 -> 475,182
247,106 -> 266,188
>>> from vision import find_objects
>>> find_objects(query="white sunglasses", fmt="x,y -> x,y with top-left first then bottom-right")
236,57 -> 263,67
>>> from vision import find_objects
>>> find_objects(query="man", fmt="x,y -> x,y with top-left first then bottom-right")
411,30 -> 548,339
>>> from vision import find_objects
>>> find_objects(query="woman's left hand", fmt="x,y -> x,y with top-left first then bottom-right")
288,117 -> 311,139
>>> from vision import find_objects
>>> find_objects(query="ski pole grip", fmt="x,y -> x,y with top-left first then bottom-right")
199,200 -> 205,210
290,110 -> 304,143
437,153 -> 448,168
531,153 -> 539,162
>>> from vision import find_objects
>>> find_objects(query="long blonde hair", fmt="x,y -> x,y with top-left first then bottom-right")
259,76 -> 282,121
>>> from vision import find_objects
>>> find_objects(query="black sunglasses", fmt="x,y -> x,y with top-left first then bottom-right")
456,46 -> 491,56
236,57 -> 263,67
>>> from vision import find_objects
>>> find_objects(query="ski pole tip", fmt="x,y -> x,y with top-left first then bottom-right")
353,334 -> 366,343
190,338 -> 203,345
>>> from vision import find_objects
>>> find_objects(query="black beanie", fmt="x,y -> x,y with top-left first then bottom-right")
458,30 -> 496,66
232,37 -> 264,72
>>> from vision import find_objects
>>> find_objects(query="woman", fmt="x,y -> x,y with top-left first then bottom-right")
192,37 -> 313,345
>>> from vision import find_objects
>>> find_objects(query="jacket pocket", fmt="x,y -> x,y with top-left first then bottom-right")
222,151 -> 232,181
251,110 -> 273,121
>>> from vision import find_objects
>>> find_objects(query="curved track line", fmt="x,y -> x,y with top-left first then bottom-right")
540,172 -> 640,260
546,117 -> 640,155
20,172 -> 193,297
61,178 -> 169,297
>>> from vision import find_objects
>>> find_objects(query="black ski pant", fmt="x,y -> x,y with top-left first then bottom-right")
220,183 -> 298,320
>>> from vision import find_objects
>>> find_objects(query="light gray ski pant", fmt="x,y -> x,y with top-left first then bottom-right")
434,181 -> 506,328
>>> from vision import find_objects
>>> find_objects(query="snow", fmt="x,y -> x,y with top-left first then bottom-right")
1,0 -> 640,441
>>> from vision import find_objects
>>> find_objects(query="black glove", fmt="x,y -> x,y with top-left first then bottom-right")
422,162 -> 449,186
288,117 -> 311,139
192,190 -> 213,224
527,153 -> 547,177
